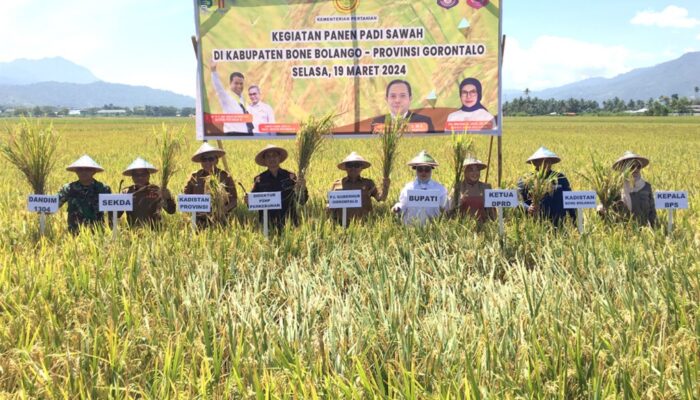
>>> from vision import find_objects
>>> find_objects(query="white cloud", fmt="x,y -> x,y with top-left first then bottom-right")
631,5 -> 699,28
697,33 -> 700,40
503,36 -> 640,90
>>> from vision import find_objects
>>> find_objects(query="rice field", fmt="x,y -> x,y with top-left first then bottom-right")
0,116 -> 698,398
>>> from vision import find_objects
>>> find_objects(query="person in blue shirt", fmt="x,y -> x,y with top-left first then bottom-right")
517,147 -> 575,226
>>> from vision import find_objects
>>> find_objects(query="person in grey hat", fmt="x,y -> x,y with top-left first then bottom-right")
597,151 -> 656,226
58,155 -> 112,234
517,146 -> 575,226
119,157 -> 176,227
392,150 -> 448,225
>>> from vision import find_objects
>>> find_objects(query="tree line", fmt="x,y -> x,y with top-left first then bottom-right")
504,94 -> 698,116
0,104 -> 196,118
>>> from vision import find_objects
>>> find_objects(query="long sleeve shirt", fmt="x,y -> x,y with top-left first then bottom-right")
393,179 -> 448,226
211,71 -> 251,134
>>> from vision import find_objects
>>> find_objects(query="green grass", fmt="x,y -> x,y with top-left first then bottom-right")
0,116 -> 698,398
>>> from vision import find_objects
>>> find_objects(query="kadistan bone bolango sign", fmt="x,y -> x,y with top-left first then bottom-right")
194,0 -> 502,139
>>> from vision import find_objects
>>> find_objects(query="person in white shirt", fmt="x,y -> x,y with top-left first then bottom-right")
446,77 -> 497,130
210,61 -> 254,135
247,85 -> 276,135
392,150 -> 448,225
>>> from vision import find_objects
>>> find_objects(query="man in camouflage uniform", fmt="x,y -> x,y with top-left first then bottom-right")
58,155 -> 112,234
328,152 -> 390,223
120,157 -> 176,227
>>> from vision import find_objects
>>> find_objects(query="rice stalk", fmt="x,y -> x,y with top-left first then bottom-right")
521,167 -> 559,208
295,112 -> 334,201
378,114 -> 408,179
155,123 -> 184,191
1,118 -> 60,194
206,174 -> 229,225
577,156 -> 632,215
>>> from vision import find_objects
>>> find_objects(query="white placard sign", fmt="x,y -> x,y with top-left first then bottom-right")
655,191 -> 688,209
406,190 -> 441,208
27,195 -> 59,213
178,194 -> 211,212
248,192 -> 282,210
563,191 -> 598,209
99,194 -> 133,212
328,190 -> 362,209
484,190 -> 519,208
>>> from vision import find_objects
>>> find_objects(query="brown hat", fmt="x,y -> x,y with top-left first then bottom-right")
462,157 -> 487,170
192,142 -> 226,163
613,151 -> 649,170
337,152 -> 371,170
255,144 -> 288,167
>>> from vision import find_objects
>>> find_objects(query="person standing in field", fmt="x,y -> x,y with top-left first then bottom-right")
450,157 -> 495,223
184,143 -> 238,227
209,61 -> 254,135
597,151 -> 657,226
328,152 -> 390,223
119,157 -> 176,227
517,147 -> 575,226
247,85 -> 276,135
392,150 -> 448,225
58,155 -> 112,234
249,144 -> 307,230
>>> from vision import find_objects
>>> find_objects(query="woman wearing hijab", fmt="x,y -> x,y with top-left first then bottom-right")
446,77 -> 497,130
597,151 -> 657,226
450,157 -> 495,223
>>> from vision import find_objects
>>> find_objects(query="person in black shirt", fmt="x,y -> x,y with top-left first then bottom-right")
249,144 -> 308,230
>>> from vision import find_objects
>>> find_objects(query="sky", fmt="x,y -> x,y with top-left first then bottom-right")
1,0 -> 699,96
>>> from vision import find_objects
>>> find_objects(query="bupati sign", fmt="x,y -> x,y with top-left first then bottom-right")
406,190 -> 442,208
195,0 -> 502,138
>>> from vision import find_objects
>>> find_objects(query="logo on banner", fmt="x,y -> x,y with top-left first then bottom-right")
334,0 -> 360,13
466,0 -> 489,9
437,0 -> 459,9
200,0 -> 213,8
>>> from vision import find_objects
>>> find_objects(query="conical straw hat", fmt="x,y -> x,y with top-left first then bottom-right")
526,146 -> 561,164
191,142 -> 226,162
66,155 -> 104,172
337,152 -> 371,170
122,157 -> 158,176
462,157 -> 487,170
254,144 -> 288,167
407,150 -> 439,167
612,150 -> 649,170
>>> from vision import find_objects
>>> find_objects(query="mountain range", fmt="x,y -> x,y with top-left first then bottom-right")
1,52 -> 699,108
0,57 -> 194,108
504,51 -> 700,103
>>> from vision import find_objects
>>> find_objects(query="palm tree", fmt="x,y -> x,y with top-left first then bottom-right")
524,88 -> 531,99
694,86 -> 699,102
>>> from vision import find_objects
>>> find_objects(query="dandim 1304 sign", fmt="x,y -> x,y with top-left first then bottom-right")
195,0 -> 502,139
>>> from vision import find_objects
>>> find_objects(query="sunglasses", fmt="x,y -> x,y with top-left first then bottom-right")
345,162 -> 363,169
201,156 -> 218,162
414,166 -> 433,172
